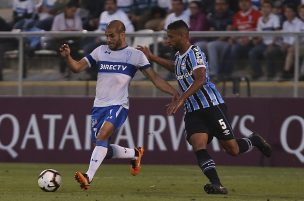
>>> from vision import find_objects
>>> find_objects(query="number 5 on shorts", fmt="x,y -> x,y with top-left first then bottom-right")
218,119 -> 227,129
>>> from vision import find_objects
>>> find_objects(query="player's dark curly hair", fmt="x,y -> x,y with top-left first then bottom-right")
167,20 -> 189,32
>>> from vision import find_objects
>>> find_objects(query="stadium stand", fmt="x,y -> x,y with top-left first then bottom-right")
1,0 -> 304,97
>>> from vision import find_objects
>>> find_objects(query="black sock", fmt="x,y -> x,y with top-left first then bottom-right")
195,149 -> 221,185
236,138 -> 253,154
248,134 -> 262,147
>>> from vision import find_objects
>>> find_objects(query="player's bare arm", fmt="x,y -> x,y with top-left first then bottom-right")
142,67 -> 179,98
59,43 -> 88,73
167,67 -> 206,115
137,46 -> 175,72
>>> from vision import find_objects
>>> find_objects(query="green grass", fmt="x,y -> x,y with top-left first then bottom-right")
0,163 -> 303,201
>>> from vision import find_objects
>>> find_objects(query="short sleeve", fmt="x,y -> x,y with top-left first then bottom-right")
136,50 -> 151,70
189,46 -> 207,70
85,46 -> 102,68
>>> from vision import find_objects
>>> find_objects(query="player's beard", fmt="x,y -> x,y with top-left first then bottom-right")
170,44 -> 179,52
109,38 -> 122,50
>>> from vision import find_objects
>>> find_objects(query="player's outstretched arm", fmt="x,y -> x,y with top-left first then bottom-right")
137,46 -> 175,72
59,44 -> 88,73
142,67 -> 179,98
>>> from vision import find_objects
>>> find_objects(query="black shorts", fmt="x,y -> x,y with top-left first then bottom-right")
184,103 -> 235,143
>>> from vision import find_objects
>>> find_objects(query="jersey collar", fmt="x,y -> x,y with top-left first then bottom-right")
178,45 -> 193,58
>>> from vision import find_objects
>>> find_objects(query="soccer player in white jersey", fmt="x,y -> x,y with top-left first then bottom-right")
59,20 -> 179,190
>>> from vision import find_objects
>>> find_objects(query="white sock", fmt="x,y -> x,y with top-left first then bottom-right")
86,146 -> 107,182
110,144 -> 135,159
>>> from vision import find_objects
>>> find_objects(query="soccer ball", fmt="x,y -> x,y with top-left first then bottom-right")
38,169 -> 62,192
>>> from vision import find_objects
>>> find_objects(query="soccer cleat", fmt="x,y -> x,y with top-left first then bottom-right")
204,183 -> 228,194
250,133 -> 272,157
74,171 -> 90,190
130,147 -> 144,176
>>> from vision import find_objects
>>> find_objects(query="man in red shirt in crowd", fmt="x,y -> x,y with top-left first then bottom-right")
226,0 -> 261,77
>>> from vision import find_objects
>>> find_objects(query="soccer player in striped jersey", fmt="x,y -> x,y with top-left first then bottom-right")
138,20 -> 272,194
59,20 -> 179,190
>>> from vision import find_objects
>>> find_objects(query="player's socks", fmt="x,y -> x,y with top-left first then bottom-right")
236,138 -> 253,154
86,145 -> 108,182
110,144 -> 136,158
195,149 -> 221,186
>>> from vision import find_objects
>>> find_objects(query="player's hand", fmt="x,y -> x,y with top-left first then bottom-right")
59,43 -> 71,58
166,97 -> 184,115
172,91 -> 180,102
137,45 -> 152,60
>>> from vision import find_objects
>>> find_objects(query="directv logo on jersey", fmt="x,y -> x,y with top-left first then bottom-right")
99,64 -> 128,71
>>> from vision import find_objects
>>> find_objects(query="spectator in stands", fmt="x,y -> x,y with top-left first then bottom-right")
188,1 -> 209,52
298,4 -> 304,81
249,0 -> 283,80
280,4 -> 301,80
117,0 -> 134,14
195,0 -> 214,15
156,0 -> 172,11
251,0 -> 262,10
272,1 -> 285,27
206,0 -> 234,78
150,0 -> 190,79
164,0 -> 190,29
0,17 -> 18,81
51,0 -> 83,78
35,0 -> 66,31
226,0 -> 261,77
98,0 -> 134,32
51,1 -> 82,31
80,0 -> 105,31
83,0 -> 134,56
128,0 -> 158,30
144,6 -> 167,31
12,0 -> 35,26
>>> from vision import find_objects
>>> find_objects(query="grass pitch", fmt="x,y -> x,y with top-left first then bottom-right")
0,163 -> 303,201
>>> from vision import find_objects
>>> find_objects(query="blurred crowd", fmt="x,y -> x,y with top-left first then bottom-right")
1,0 -> 304,81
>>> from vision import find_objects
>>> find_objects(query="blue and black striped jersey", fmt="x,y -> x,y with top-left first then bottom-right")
174,45 -> 224,113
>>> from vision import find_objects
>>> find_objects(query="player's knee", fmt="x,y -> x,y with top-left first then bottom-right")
191,142 -> 207,151
96,132 -> 109,140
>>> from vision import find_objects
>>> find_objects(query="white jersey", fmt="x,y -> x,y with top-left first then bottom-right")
256,13 -> 280,45
13,0 -> 35,17
164,11 -> 190,29
98,9 -> 134,32
282,17 -> 302,45
84,45 -> 151,109
51,12 -> 83,31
